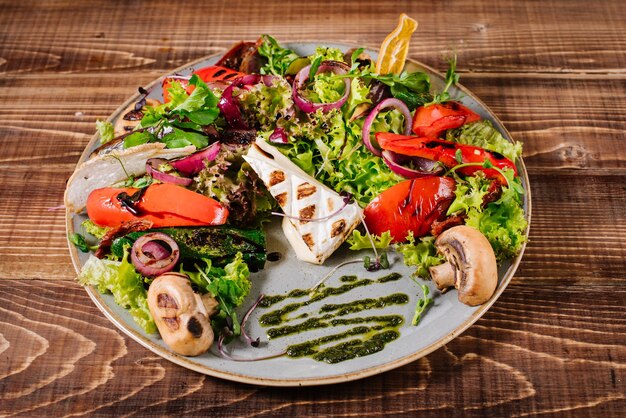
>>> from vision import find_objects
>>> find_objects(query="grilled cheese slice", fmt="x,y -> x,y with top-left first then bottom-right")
65,142 -> 196,212
244,139 -> 361,264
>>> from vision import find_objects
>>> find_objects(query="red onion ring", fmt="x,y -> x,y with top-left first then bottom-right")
362,98 -> 413,156
381,150 -> 443,178
292,60 -> 351,113
146,158 -> 193,186
169,142 -> 220,176
131,232 -> 180,277
218,75 -> 277,129
268,127 -> 288,144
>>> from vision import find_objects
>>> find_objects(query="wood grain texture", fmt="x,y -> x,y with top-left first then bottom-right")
0,0 -> 625,416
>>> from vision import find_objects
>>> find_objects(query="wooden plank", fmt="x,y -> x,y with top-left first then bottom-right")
1,0 -> 625,75
0,279 -> 623,416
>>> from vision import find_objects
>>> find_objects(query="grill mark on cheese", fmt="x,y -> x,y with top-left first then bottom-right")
275,192 -> 287,207
327,198 -> 334,212
299,205 -> 316,224
297,182 -> 317,199
331,219 -> 346,238
269,170 -> 285,187
302,233 -> 315,249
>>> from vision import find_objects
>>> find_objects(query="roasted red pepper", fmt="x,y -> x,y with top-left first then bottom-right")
162,66 -> 245,102
376,132 -> 517,184
87,183 -> 229,228
412,101 -> 480,138
363,177 -> 457,242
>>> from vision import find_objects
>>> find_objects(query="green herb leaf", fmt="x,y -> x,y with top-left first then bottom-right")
455,148 -> 463,163
309,55 -> 323,80
162,128 -> 208,149
123,131 -> 153,148
69,233 -> 90,252
412,283 -> 433,326
258,35 -> 300,76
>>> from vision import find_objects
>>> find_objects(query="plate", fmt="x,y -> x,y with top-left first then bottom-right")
66,42 -> 531,386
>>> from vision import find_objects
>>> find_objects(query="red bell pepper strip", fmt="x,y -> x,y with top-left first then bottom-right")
376,132 -> 517,183
363,177 -> 457,243
162,66 -> 245,102
87,183 -> 228,228
412,101 -> 480,138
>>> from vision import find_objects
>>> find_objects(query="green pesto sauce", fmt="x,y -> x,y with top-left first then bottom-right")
258,272 -> 406,363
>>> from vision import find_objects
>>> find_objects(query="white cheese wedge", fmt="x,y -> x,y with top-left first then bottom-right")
64,142 -> 196,213
244,139 -> 362,264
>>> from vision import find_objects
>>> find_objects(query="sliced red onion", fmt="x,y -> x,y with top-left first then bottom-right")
131,232 -> 180,277
362,98 -> 413,156
169,142 -> 220,176
292,61 -> 351,113
268,127 -> 288,144
146,158 -> 193,186
381,150 -> 443,178
218,75 -> 277,129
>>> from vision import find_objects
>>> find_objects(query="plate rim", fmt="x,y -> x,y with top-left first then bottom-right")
66,41 -> 532,386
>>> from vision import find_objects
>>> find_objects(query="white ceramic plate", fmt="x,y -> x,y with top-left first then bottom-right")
66,42 -> 531,386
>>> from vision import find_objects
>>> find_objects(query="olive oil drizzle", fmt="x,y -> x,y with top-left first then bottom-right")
257,272 -> 407,363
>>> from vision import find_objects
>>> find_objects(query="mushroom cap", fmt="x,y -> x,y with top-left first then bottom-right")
434,225 -> 498,306
147,272 -> 214,356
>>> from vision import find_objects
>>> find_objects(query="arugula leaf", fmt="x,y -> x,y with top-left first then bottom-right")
69,233 -> 91,252
183,253 -> 251,336
427,54 -> 459,105
350,47 -> 365,71
162,128 -> 208,149
412,284 -> 433,326
96,120 -> 115,144
123,131 -> 153,148
258,35 -> 300,76
308,55 -> 323,80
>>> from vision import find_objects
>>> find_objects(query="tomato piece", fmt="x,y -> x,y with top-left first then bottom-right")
376,132 -> 517,183
162,77 -> 193,103
412,102 -> 480,138
87,183 -> 228,228
193,65 -> 244,83
363,177 -> 456,242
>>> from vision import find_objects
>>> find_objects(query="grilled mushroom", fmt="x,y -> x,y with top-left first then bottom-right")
147,272 -> 214,356
429,225 -> 498,306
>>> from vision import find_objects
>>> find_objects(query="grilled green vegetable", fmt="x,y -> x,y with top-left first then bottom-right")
111,226 -> 266,271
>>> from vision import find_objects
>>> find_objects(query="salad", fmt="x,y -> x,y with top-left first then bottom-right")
65,15 -> 527,362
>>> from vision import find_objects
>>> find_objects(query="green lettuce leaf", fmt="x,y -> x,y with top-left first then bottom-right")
308,46 -> 344,63
447,120 -> 523,162
447,174 -> 492,216
96,120 -> 115,144
81,219 -> 110,239
396,234 -> 444,279
78,252 -> 156,334
347,230 -> 393,250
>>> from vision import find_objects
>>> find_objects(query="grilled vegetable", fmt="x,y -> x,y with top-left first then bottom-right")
110,226 -> 267,271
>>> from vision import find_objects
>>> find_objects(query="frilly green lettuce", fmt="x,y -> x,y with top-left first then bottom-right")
78,251 -> 156,334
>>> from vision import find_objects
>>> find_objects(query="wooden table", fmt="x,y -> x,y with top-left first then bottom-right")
1,0 -> 624,415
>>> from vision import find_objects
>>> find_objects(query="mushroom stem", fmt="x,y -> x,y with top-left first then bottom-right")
429,262 -> 455,290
